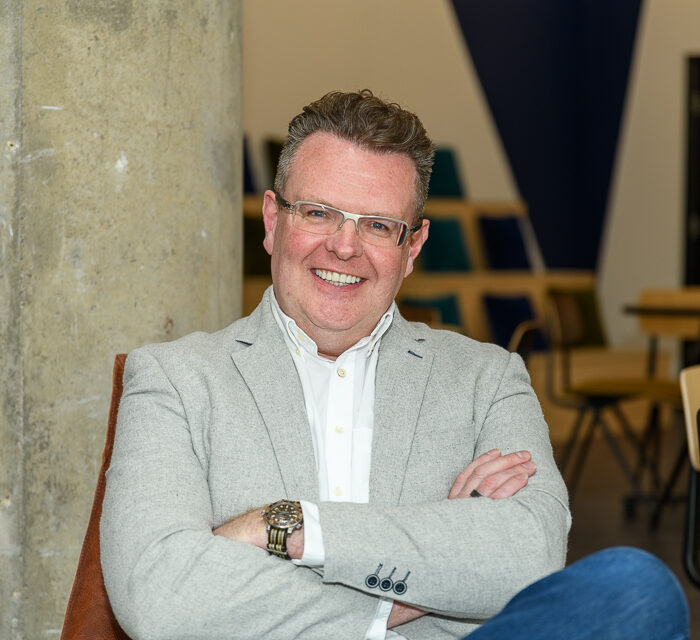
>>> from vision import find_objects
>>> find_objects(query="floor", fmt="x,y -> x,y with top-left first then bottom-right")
560,425 -> 700,637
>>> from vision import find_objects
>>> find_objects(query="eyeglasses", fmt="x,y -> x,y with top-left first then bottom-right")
275,192 -> 422,248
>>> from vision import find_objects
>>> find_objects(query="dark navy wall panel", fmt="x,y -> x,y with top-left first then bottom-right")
451,1 -> 643,269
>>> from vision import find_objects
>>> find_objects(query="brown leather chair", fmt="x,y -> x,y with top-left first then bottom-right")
61,354 -> 131,640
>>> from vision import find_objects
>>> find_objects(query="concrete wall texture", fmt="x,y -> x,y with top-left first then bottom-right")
0,2 -> 243,637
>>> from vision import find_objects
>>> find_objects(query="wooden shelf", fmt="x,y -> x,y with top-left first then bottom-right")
397,270 -> 594,343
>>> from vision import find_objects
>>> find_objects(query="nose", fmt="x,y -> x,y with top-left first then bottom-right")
324,217 -> 363,260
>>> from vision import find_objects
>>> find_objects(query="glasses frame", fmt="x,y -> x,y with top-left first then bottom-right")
274,192 -> 422,248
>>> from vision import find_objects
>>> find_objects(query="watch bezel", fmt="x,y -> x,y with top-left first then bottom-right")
262,500 -> 303,532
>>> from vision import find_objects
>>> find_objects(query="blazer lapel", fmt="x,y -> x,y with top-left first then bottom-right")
370,317 -> 433,505
230,296 -> 319,502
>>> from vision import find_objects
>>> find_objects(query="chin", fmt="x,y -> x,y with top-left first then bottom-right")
313,315 -> 359,332
308,310 -> 363,332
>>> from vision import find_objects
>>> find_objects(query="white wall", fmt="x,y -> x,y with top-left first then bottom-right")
242,0 -> 517,199
600,0 -> 700,347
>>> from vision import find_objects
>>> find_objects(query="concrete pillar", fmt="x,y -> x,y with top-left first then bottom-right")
0,2 -> 242,637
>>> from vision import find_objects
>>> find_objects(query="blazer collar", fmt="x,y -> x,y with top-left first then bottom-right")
370,314 -> 434,504
229,289 -> 320,502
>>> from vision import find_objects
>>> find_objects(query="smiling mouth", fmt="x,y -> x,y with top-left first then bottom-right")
313,269 -> 363,287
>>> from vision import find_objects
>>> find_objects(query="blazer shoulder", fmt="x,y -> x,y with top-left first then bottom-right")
400,316 -> 510,362
127,298 -> 267,371
395,317 -> 524,391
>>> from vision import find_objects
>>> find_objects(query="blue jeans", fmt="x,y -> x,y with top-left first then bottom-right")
466,547 -> 689,640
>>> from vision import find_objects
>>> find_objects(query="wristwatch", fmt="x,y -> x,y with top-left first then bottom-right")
261,500 -> 303,559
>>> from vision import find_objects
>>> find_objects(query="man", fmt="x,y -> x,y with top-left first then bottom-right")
101,91 -> 687,640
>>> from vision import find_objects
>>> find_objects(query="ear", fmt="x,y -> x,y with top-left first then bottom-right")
261,190 -> 279,256
403,218 -> 429,278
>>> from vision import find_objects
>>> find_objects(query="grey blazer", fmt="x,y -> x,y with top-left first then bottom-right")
101,289 -> 570,640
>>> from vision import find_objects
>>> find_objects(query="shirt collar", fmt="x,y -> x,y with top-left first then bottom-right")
269,289 -> 395,360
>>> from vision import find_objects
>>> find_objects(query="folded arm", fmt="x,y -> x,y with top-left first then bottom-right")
319,352 -> 570,620
213,447 -> 539,628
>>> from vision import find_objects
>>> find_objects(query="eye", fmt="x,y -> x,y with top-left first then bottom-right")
298,204 -> 332,223
369,220 -> 390,232
361,217 -> 399,237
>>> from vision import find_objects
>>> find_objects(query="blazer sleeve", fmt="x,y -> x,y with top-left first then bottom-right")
100,348 -> 381,640
319,350 -> 571,622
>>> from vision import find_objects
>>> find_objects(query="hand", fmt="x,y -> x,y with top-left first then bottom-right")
388,601 -> 426,628
213,505 -> 305,560
449,449 -> 536,500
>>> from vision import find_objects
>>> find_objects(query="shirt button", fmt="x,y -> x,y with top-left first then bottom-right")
335,425 -> 344,435
297,332 -> 305,342
337,368 -> 346,378
295,348 -> 301,356
333,487 -> 343,497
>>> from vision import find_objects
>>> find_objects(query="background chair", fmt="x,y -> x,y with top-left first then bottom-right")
545,289 -> 681,503
681,365 -> 700,587
631,287 -> 700,500
61,354 -> 131,640
483,293 -> 547,353
507,318 -> 544,367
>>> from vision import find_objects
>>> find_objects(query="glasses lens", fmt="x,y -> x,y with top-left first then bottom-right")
357,217 -> 403,246
293,203 -> 340,233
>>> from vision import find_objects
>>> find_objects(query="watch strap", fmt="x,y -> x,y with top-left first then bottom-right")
267,527 -> 290,559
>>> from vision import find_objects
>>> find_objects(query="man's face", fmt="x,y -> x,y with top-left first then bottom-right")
262,132 -> 429,358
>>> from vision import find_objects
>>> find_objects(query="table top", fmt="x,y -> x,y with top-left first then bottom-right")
625,288 -> 700,340
624,305 -> 700,316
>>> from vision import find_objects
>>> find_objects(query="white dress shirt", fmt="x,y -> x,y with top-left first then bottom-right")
270,293 -> 406,640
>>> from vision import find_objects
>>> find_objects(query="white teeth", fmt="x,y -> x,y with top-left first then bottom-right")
314,269 -> 362,286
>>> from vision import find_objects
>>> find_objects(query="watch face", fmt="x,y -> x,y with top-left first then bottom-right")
267,500 -> 303,528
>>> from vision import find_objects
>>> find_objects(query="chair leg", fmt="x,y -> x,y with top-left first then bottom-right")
609,402 -> 642,451
558,408 -> 588,474
649,440 -> 688,530
609,403 -> 653,496
683,467 -> 700,587
565,412 -> 597,501
633,402 -> 662,491
596,410 -> 644,497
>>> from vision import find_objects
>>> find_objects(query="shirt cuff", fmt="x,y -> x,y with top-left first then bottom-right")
365,598 -> 395,640
293,500 -> 325,568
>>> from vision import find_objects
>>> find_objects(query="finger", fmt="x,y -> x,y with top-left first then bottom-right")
449,448 -> 500,498
488,472 -> 531,500
450,450 -> 535,499
466,450 -> 531,484
450,450 -> 530,499
474,451 -> 531,478
460,459 -> 536,500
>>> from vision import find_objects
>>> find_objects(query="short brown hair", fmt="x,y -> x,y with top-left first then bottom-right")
274,90 -> 435,218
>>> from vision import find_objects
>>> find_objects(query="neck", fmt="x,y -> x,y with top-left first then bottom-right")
269,290 -> 392,360
310,328 -> 365,361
